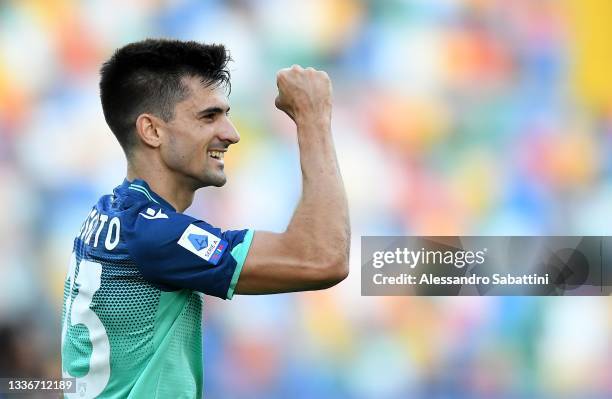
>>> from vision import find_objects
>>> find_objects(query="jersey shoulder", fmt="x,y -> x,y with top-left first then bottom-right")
79,179 -> 253,298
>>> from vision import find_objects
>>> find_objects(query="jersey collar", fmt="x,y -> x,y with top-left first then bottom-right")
117,178 -> 177,211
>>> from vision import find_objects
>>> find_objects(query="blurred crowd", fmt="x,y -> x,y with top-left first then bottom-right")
0,0 -> 611,398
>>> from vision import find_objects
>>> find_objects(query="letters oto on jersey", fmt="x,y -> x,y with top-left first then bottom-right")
79,209 -> 121,251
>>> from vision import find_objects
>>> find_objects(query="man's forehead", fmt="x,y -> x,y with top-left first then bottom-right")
179,76 -> 229,111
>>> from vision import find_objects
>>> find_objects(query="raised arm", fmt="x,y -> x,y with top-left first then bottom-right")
234,65 -> 350,294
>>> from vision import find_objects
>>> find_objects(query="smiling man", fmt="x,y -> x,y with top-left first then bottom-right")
60,39 -> 350,398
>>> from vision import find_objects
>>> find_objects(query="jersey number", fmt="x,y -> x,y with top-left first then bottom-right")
61,253 -> 111,398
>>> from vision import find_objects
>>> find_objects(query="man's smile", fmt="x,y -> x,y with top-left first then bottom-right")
208,150 -> 225,165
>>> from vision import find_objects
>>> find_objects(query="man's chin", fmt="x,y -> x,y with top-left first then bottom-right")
209,179 -> 226,187
199,173 -> 226,187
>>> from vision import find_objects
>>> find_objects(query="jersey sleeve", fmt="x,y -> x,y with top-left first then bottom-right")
124,206 -> 254,299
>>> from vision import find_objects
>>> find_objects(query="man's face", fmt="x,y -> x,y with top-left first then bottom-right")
159,76 -> 239,188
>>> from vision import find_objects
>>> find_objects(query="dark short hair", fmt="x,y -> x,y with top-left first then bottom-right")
99,39 -> 231,154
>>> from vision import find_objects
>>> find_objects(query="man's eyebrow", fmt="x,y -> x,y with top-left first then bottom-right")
196,106 -> 230,116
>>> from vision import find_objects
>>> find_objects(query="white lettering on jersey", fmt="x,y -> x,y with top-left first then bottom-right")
80,209 -> 98,240
177,224 -> 222,262
62,254 -> 111,398
79,211 -> 121,251
85,214 -> 100,245
104,217 -> 121,250
93,215 -> 109,248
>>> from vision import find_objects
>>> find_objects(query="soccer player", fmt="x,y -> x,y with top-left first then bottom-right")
60,39 -> 349,398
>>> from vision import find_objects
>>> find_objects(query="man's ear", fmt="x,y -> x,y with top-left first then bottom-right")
135,113 -> 163,148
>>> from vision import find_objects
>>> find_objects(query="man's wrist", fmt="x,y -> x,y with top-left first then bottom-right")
295,115 -> 332,132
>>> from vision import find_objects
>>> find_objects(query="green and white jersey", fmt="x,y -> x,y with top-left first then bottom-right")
61,179 -> 253,398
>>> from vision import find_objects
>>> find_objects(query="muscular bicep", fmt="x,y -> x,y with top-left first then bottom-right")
234,231 -> 342,294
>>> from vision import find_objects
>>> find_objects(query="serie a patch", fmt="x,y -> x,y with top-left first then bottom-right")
178,224 -> 227,265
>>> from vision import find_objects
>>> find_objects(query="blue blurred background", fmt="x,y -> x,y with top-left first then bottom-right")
1,0 -> 611,398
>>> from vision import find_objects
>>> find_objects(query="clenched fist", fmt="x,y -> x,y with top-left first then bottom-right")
275,65 -> 332,126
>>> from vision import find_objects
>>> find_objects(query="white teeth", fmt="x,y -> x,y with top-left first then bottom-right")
208,151 -> 224,160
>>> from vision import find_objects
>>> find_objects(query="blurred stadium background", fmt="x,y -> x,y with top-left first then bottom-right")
1,0 -> 611,398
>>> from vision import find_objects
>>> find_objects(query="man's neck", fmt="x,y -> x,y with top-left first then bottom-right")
126,164 -> 195,213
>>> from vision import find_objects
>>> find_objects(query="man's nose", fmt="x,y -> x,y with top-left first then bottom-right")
219,119 -> 240,144
218,117 -> 240,145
